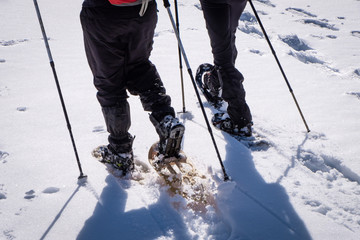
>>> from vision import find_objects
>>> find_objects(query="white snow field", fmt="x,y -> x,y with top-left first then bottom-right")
1,0 -> 360,239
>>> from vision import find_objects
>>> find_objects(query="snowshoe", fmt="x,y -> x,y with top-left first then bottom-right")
92,145 -> 134,176
195,63 -> 224,108
212,112 -> 271,151
212,112 -> 252,137
93,145 -> 150,180
148,142 -> 214,212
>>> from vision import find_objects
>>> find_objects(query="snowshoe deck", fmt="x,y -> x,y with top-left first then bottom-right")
148,142 -> 215,212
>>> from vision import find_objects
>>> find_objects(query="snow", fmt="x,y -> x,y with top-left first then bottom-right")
1,0 -> 360,239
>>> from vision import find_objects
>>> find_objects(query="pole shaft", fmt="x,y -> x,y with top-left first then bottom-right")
248,0 -> 310,132
33,0 -> 86,179
174,0 -> 186,113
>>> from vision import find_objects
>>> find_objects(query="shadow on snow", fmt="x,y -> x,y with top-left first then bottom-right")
76,176 -> 191,240
218,133 -> 313,240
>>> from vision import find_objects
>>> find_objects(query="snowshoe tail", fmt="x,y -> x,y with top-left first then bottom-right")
148,143 -> 214,212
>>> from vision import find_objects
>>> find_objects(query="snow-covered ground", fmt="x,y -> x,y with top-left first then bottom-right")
1,0 -> 360,239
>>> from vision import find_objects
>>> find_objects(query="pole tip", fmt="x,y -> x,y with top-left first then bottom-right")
77,174 -> 88,185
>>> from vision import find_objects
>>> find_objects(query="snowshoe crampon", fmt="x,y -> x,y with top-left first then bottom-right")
148,142 -> 215,212
195,63 -> 224,108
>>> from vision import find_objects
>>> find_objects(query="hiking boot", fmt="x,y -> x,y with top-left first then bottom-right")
150,114 -> 185,158
212,112 -> 252,137
95,145 -> 134,175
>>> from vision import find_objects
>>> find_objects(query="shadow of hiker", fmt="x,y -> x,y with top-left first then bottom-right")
77,175 -> 191,240
217,133 -> 313,240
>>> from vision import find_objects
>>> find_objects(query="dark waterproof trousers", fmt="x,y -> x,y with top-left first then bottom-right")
200,0 -> 252,127
80,2 -> 174,152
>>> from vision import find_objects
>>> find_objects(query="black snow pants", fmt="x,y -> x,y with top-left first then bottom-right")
200,0 -> 252,127
80,1 -> 174,152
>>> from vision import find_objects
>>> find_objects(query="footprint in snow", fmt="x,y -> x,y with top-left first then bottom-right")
304,199 -> 332,215
238,23 -> 264,38
16,107 -> 27,112
194,3 -> 201,11
279,34 -> 312,51
285,7 -> 317,18
3,230 -> 16,240
42,187 -> 60,194
92,126 -> 105,133
24,190 -> 36,200
347,92 -> 360,100
299,148 -> 360,184
288,50 -> 339,73
249,49 -> 265,56
0,59 -> 5,63
0,39 -> 29,46
0,184 -> 6,200
300,19 -> 339,31
0,192 -> 6,200
351,31 -> 360,38
240,11 -> 257,23
326,35 -> 337,39
288,51 -> 322,64
1,151 -> 9,163
277,34 -> 338,71
256,0 -> 276,8
354,69 -> 360,77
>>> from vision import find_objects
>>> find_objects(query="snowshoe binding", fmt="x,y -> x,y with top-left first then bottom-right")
92,145 -> 134,176
212,112 -> 271,151
212,112 -> 252,137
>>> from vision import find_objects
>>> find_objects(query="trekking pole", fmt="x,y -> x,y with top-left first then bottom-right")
248,0 -> 310,133
163,0 -> 229,181
174,0 -> 187,113
33,0 -> 87,180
